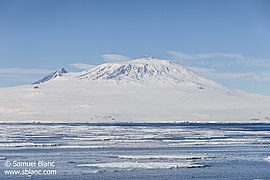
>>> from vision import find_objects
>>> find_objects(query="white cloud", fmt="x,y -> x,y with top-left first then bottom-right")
168,51 -> 270,67
168,51 -> 270,82
188,66 -> 216,75
227,72 -> 270,81
100,54 -> 131,63
168,51 -> 245,60
0,68 -> 53,75
0,68 -> 56,86
69,63 -> 95,70
189,66 -> 270,82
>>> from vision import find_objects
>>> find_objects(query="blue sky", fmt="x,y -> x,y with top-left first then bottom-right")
0,0 -> 270,95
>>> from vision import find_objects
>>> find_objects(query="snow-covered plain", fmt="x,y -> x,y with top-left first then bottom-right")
0,57 -> 270,123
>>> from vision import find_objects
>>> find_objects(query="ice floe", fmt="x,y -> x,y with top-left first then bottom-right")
78,162 -> 205,169
0,157 -> 6,160
118,154 -> 210,160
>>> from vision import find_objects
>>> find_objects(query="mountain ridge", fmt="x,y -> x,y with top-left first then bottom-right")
33,68 -> 68,84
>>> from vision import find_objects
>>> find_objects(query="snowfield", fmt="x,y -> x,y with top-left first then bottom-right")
0,57 -> 269,123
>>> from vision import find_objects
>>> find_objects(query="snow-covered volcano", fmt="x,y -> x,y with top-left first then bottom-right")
77,57 -> 218,87
0,57 -> 269,123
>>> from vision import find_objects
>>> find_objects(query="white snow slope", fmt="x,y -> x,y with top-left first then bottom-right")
0,57 -> 269,123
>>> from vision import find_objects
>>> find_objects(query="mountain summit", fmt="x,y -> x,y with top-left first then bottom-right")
76,57 -> 219,88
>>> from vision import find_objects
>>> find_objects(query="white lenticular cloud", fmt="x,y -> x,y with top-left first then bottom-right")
168,51 -> 270,67
168,51 -> 246,60
100,54 -> 131,63
189,66 -> 270,82
187,67 -> 216,75
69,63 -> 95,70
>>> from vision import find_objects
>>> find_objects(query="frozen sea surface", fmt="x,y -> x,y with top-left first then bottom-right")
0,123 -> 270,179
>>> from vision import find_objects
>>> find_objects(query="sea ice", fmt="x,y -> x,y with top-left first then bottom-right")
78,162 -> 205,169
117,154 -> 210,160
